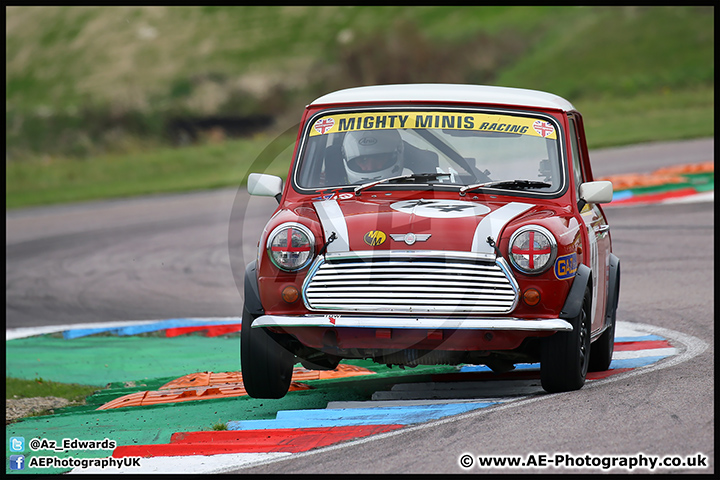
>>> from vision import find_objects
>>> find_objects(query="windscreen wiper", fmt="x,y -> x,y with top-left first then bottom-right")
459,179 -> 552,196
354,173 -> 451,196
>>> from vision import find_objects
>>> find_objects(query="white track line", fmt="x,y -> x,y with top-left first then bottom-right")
6,321 -> 158,341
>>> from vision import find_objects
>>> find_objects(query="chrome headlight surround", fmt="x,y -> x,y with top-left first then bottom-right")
508,225 -> 557,275
266,222 -> 316,272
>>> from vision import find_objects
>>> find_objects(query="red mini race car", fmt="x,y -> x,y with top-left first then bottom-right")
242,84 -> 620,398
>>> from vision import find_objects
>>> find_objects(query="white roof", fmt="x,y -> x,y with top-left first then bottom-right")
310,83 -> 576,112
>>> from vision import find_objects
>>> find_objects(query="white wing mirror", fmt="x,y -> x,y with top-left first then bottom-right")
248,173 -> 282,203
579,181 -> 613,204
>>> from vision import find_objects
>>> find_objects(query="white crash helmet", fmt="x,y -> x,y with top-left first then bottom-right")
342,130 -> 404,184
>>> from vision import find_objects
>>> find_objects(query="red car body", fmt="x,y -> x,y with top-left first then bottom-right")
242,84 -> 620,398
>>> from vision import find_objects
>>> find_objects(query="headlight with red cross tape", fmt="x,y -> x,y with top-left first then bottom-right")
508,225 -> 558,275
266,222 -> 316,271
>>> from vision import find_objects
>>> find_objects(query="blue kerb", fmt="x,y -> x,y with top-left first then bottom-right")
459,335 -> 668,373
62,318 -> 242,339
460,363 -> 538,373
612,190 -> 634,202
614,335 -> 665,342
609,355 -> 671,369
227,402 -> 495,430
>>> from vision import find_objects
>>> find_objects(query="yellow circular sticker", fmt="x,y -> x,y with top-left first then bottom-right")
364,230 -> 387,246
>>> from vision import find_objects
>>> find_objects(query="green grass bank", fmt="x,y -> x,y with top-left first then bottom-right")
6,6 -> 714,209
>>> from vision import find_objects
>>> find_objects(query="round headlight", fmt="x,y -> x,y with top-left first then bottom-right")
266,223 -> 315,271
509,225 -> 557,274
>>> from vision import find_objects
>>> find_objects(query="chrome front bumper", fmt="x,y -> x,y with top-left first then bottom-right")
251,315 -> 573,332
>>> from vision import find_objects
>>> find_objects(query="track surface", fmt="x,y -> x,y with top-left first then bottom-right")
5,138 -> 714,473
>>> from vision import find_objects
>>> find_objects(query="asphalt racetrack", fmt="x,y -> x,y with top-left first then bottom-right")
5,138 -> 714,473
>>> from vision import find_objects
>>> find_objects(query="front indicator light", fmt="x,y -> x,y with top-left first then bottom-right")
267,223 -> 315,271
282,285 -> 299,303
523,288 -> 541,306
509,225 -> 557,274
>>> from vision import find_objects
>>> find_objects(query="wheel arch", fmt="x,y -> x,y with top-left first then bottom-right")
559,263 -> 592,320
602,253 -> 621,329
243,260 -> 264,316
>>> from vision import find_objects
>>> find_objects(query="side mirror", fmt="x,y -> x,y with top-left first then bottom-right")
579,180 -> 613,204
248,173 -> 282,203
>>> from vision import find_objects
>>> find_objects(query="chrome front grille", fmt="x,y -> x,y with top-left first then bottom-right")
302,251 -> 518,314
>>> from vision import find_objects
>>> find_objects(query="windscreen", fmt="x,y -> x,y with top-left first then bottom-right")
294,109 -> 564,194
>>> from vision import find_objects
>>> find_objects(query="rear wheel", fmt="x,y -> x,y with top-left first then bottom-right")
240,308 -> 295,399
589,263 -> 620,372
541,286 -> 591,393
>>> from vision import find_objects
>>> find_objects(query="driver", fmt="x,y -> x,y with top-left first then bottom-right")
342,130 -> 405,184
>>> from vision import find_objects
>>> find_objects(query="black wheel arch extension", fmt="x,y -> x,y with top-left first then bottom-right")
605,253 -> 621,324
243,260 -> 264,316
559,254 -> 620,330
559,263 -> 592,320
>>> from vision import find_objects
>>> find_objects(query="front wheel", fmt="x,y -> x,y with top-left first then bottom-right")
541,286 -> 591,393
240,308 -> 295,399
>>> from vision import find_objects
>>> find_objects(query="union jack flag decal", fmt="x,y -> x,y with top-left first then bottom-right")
314,117 -> 336,135
533,120 -> 555,138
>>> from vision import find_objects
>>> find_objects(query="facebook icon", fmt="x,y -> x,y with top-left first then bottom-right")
10,455 -> 25,470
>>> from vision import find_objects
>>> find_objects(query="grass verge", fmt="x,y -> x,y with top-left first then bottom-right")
6,131 -> 297,209
577,86 -> 714,149
6,377 -> 103,401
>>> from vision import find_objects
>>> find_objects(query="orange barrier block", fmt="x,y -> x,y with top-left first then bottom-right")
160,364 -> 375,390
96,392 -> 149,410
97,364 -> 374,410
97,382 -> 311,410
160,371 -> 242,390
653,161 -> 714,175
598,161 -> 714,191
291,364 -> 376,381
597,173 -> 685,190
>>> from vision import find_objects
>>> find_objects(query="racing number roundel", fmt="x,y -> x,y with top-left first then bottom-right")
390,199 -> 490,218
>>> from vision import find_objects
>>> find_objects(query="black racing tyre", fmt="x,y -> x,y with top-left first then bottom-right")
240,307 -> 295,399
541,286 -> 591,393
588,317 -> 615,372
589,263 -> 620,372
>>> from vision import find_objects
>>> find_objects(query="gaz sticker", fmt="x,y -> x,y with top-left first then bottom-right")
555,253 -> 578,280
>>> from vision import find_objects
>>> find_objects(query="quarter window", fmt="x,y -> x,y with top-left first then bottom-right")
568,116 -> 585,198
